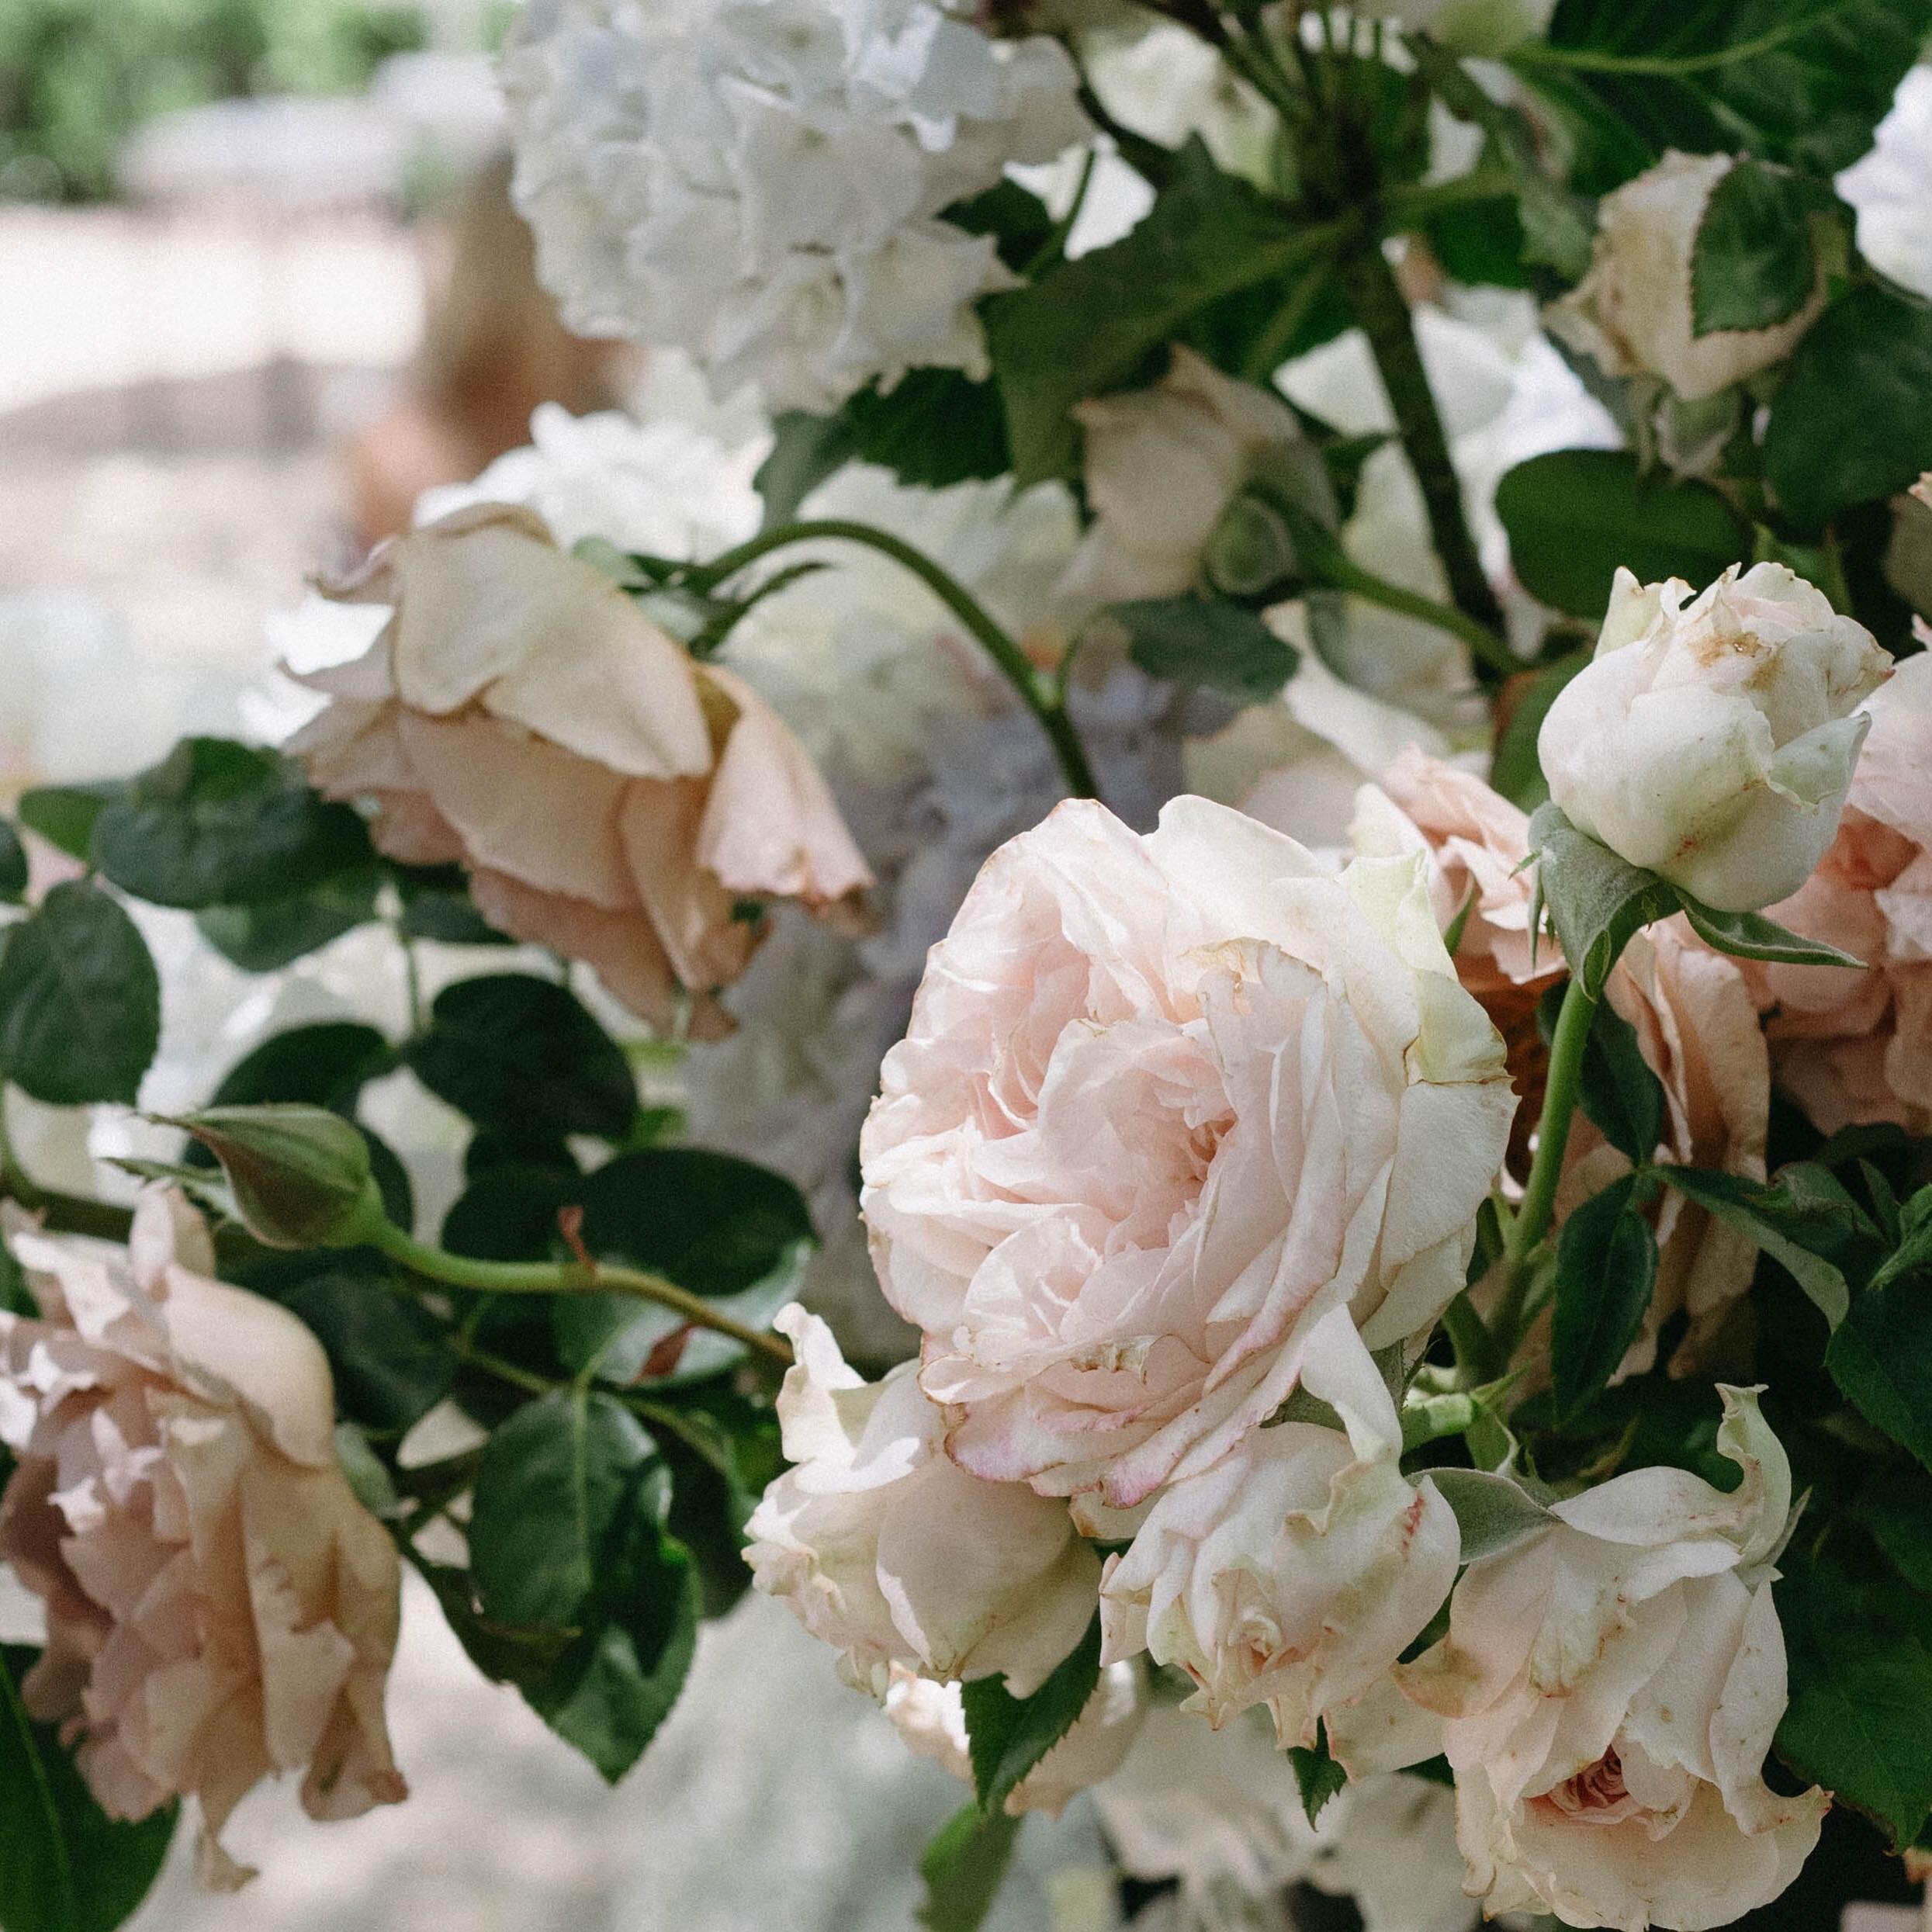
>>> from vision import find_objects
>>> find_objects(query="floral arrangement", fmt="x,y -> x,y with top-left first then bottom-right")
4,3 -> 1932,1930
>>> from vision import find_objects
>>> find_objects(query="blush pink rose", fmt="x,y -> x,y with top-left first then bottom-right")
288,504 -> 871,1038
0,1191 -> 405,1886
743,1307 -> 1101,1697
859,795 -> 1516,1510
1750,651 -> 1932,1134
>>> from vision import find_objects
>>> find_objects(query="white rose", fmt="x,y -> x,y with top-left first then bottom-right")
1398,1389 -> 1827,1930
1549,152 -> 1828,403
1098,1307 -> 1458,1750
881,1660 -> 1146,1816
743,1306 -> 1100,1696
1539,562 -> 1892,912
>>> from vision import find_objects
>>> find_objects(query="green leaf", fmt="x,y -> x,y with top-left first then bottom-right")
1495,451 -> 1750,621
984,140 -> 1338,483
960,1613 -> 1101,1816
1540,982 -> 1664,1165
0,819 -> 26,904
1657,1163 -> 1868,1328
754,413 -> 857,528
277,1270 -> 454,1436
1527,802 -> 1680,999
14,781 -> 123,861
916,1802 -> 1023,1932
837,372 -> 1011,491
1111,597 -> 1299,701
1526,0 -> 1932,185
92,737 -> 371,909
1764,286 -> 1932,530
1776,1537 -> 1932,1847
197,866 -> 384,971
0,881 -> 159,1105
202,1022 -> 396,1115
1550,1170 -> 1661,1418
393,864 -> 515,947
1490,649 -> 1589,813
408,974 -> 639,1141
1690,158 -> 1833,336
1428,1468 -> 1556,1563
1828,1275 -> 1932,1473
1856,1466 -> 1932,1597
1869,1188 -> 1932,1296
0,1646 -> 178,1932
469,1389 -> 657,1629
1675,896 -> 1864,968
1284,1719 -> 1350,1827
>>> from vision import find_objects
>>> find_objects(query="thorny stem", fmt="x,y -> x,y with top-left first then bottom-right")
697,520 -> 1100,803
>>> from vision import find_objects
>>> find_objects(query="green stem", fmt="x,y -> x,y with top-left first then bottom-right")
370,1221 -> 794,1368
1441,1290 -> 1501,1387
1511,1 -> 1859,74
1379,168 -> 1521,230
697,520 -> 1099,802
1335,245 -> 1508,652
1241,260 -> 1331,383
1324,549 -> 1518,678
1504,974 -> 1596,1278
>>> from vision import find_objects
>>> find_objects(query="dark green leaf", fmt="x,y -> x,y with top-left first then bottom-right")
1550,1172 -> 1660,1418
277,1270 -> 454,1435
0,881 -> 159,1105
985,140 -> 1338,483
1112,597 -> 1298,701
1856,1466 -> 1932,1597
1677,896 -> 1865,968
917,1802 -> 1023,1932
960,1613 -> 1101,1815
945,178 -> 1057,273
1491,649 -> 1589,812
1540,983 -> 1664,1165
0,1645 -> 177,1932
196,865 -> 384,971
442,1163 -> 576,1262
1690,159 -> 1832,336
393,864 -> 515,947
840,372 -> 1010,490
408,973 -> 638,1141
14,781 -> 124,861
414,1558 -> 577,1686
1869,1188 -> 1932,1296
92,737 -> 371,909
1829,1274 -> 1932,1473
1764,286 -> 1932,530
0,819 -> 26,904
1284,1720 -> 1349,1827
1496,451 -> 1749,621
755,412 -> 858,528
1428,1468 -> 1556,1563
204,1022 -> 396,1114
469,1389 -> 657,1628
1776,1537 -> 1932,1847
1527,802 -> 1680,999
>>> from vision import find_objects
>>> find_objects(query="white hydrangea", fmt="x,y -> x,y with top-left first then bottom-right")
502,0 -> 1091,411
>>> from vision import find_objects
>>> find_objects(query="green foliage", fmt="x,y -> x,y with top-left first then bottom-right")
985,140 -> 1338,483
276,1269 -> 454,1437
91,737 -> 371,910
196,866 -> 384,971
1111,597 -> 1300,701
1764,286 -> 1932,530
1285,1720 -> 1350,1827
1550,1169 -> 1661,1418
13,782 -> 121,860
0,819 -> 26,904
916,1802 -> 1023,1932
1495,450 -> 1750,620
408,974 -> 639,1141
1428,1468 -> 1556,1563
1539,984 -> 1664,1165
960,1614 -> 1101,1816
1690,159 -> 1837,336
1489,649 -> 1587,813
0,881 -> 159,1105
0,1646 -> 177,1932
199,1021 -> 397,1113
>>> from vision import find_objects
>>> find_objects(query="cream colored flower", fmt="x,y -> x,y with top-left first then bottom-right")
1099,1307 -> 1457,1750
287,504 -> 871,1037
0,1191 -> 404,1886
1549,152 -> 1827,403
860,795 -> 1515,1509
743,1306 -> 1100,1696
1399,1390 -> 1826,1930
1539,563 -> 1891,912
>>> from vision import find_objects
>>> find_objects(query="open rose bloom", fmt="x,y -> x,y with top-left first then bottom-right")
0,1192 -> 404,1885
288,504 -> 871,1037
1396,1390 -> 1826,1930
860,795 -> 1516,1509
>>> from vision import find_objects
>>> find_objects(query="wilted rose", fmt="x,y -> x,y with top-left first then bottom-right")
743,1307 -> 1099,1696
882,1659 -> 1146,1816
1397,1389 -> 1826,1930
288,504 -> 871,1037
1099,1307 -> 1457,1750
0,1191 -> 405,1886
1750,649 -> 1932,1134
1549,152 -> 1828,403
860,795 -> 1515,1509
1539,563 -> 1892,912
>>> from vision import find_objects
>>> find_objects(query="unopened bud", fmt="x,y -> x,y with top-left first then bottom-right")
163,1104 -> 387,1249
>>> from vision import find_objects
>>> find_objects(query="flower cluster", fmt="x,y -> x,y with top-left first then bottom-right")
501,0 -> 1089,410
